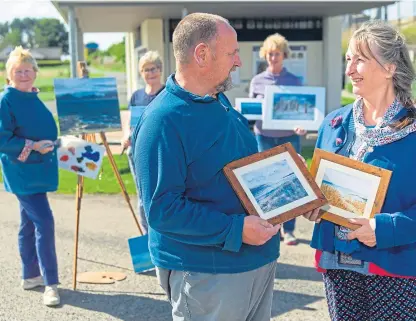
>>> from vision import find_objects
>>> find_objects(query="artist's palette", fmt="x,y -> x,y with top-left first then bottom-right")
57,136 -> 105,179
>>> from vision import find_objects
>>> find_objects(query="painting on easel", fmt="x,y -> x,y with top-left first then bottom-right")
54,78 -> 122,135
57,136 -> 105,179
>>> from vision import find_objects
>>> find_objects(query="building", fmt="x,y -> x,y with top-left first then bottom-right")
0,46 -> 62,61
52,0 -> 392,116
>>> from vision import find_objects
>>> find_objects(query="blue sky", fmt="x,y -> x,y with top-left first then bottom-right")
1,1 -> 414,51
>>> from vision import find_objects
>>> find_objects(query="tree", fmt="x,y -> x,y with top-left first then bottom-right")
0,18 -> 69,54
106,39 -> 125,63
34,18 -> 68,53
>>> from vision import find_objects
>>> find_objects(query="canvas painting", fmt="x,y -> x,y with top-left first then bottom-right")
130,106 -> 146,129
310,149 -> 392,230
235,98 -> 263,120
54,78 -> 122,135
224,143 -> 327,225
57,136 -> 105,179
262,85 -> 325,131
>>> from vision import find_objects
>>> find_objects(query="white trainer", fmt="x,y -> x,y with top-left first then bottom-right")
21,276 -> 44,290
43,285 -> 60,307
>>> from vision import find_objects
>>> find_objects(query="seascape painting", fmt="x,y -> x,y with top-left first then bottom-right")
272,93 -> 315,120
54,78 -> 122,135
241,101 -> 262,115
321,167 -> 369,216
241,159 -> 308,214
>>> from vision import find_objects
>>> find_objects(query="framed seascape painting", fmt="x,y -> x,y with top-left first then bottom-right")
54,77 -> 122,135
223,143 -> 327,225
262,85 -> 326,131
310,149 -> 392,230
235,98 -> 263,121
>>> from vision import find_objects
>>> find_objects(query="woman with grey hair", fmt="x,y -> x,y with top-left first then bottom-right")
122,50 -> 165,234
308,20 -> 416,320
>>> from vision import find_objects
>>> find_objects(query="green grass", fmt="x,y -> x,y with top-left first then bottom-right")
38,91 -> 56,102
341,96 -> 355,106
90,62 -> 126,73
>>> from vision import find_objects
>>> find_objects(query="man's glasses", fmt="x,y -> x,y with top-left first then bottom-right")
142,67 -> 159,74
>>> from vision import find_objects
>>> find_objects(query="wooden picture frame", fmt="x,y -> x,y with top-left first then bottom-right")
310,149 -> 392,230
235,98 -> 263,121
224,143 -> 327,225
262,85 -> 326,131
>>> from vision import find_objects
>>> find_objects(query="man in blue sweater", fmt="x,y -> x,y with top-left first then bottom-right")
133,13 -> 282,320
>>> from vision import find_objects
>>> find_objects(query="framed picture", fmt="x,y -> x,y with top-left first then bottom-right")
223,143 -> 327,225
310,149 -> 392,230
262,85 -> 325,131
235,98 -> 263,120
130,106 -> 146,129
54,77 -> 122,135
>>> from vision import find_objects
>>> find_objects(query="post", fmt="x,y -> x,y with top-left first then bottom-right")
68,6 -> 78,78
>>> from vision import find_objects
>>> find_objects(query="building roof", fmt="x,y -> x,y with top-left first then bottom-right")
52,1 -> 394,32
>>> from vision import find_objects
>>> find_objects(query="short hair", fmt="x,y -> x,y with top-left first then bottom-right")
139,51 -> 163,72
172,12 -> 229,64
6,46 -> 39,79
350,20 -> 415,128
259,33 -> 290,59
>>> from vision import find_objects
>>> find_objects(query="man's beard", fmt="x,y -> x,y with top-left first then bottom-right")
214,67 -> 236,93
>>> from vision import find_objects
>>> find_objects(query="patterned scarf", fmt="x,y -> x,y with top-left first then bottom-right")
352,98 -> 416,161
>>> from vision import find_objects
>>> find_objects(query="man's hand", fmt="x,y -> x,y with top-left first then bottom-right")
303,208 -> 322,223
294,127 -> 307,136
347,218 -> 377,247
242,216 -> 281,246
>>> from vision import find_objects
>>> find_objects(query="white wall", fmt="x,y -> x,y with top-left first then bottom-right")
168,41 -> 324,106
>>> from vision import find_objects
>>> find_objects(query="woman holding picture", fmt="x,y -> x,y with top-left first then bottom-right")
305,20 -> 416,320
249,33 -> 306,245
0,46 -> 60,306
121,51 -> 165,234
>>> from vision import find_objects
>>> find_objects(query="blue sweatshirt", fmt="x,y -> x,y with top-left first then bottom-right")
311,104 -> 416,277
132,74 -> 279,273
0,86 -> 58,195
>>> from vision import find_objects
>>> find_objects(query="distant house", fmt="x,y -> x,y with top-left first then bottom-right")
0,46 -> 62,61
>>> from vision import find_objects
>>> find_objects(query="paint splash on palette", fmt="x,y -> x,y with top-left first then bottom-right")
57,136 -> 105,179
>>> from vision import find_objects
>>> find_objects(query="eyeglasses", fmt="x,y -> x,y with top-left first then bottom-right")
142,67 -> 159,74
13,69 -> 35,76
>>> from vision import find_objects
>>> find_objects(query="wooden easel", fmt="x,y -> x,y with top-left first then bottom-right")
72,61 -> 143,290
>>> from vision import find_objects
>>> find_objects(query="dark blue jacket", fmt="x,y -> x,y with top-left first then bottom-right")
132,74 -> 279,273
0,86 -> 58,195
311,104 -> 416,277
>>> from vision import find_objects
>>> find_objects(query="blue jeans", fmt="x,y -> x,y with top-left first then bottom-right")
16,193 -> 59,285
255,134 -> 302,233
127,147 -> 148,234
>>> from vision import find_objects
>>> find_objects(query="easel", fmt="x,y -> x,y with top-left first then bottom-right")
72,61 -> 143,290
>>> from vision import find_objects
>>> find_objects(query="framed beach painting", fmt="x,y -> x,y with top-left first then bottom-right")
223,143 -> 327,225
54,77 -> 122,135
262,85 -> 326,131
235,98 -> 263,121
310,149 -> 392,230
57,136 -> 105,179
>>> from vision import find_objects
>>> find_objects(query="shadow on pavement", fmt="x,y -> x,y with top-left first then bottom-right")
271,289 -> 325,318
59,288 -> 171,321
275,262 -> 323,282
